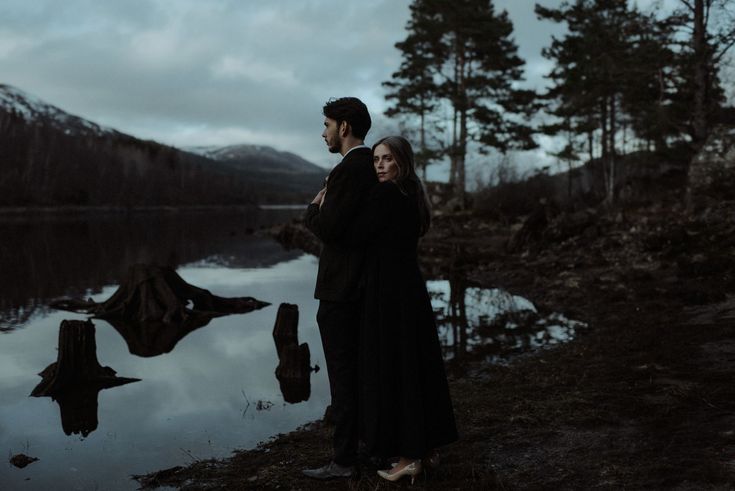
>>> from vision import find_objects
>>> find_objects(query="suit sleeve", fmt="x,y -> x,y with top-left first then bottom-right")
304,161 -> 374,244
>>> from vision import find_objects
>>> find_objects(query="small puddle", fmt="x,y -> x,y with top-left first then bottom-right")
427,280 -> 588,363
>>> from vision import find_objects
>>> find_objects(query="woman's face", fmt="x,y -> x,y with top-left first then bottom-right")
373,144 -> 398,182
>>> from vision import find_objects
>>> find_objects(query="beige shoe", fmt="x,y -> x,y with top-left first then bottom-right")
377,460 -> 422,484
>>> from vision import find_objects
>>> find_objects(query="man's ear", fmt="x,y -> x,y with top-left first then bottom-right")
339,121 -> 350,137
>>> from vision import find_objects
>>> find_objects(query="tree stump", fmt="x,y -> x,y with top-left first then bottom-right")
50,264 -> 270,357
272,303 -> 312,403
31,319 -> 139,436
272,303 -> 299,356
506,202 -> 558,252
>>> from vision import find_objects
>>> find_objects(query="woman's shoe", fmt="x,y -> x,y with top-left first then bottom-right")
377,460 -> 422,484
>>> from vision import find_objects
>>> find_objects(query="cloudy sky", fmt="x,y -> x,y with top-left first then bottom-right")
0,0 -> 680,180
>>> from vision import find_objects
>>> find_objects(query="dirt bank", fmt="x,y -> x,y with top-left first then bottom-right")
137,198 -> 735,490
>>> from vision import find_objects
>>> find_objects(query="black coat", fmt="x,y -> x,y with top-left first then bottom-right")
304,147 -> 377,301
348,181 -> 458,459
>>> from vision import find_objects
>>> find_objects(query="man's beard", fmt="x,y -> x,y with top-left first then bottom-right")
327,135 -> 342,154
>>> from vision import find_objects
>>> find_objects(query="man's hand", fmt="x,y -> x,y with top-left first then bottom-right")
312,187 -> 327,207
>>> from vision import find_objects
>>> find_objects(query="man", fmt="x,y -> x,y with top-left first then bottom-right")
302,97 -> 378,479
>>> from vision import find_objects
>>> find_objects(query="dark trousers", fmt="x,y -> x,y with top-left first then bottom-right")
317,298 -> 360,466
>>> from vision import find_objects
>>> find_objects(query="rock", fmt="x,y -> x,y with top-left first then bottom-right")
545,208 -> 598,242
10,454 -> 39,468
507,203 -> 558,252
273,223 -> 321,257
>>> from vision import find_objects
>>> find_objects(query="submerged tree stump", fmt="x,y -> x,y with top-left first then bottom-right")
51,264 -> 270,357
31,320 -> 139,397
272,303 -> 312,403
272,303 -> 299,355
31,319 -> 139,437
52,264 -> 270,322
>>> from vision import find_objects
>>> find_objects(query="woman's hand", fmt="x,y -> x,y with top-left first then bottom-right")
312,187 -> 327,207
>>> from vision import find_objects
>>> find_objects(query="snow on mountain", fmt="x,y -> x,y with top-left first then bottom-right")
0,83 -> 324,179
187,143 -> 327,175
0,83 -> 116,137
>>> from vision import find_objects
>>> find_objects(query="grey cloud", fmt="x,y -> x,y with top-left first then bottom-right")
1,0 -> 568,166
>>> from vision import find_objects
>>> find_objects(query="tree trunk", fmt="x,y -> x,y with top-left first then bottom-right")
692,0 -> 708,146
454,43 -> 468,209
587,129 -> 594,162
449,108 -> 458,187
457,108 -> 468,208
419,99 -> 428,181
607,94 -> 617,205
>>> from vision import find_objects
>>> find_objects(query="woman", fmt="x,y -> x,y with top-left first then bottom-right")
347,136 -> 458,483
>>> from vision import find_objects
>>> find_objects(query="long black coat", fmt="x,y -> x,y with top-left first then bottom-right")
348,181 -> 458,459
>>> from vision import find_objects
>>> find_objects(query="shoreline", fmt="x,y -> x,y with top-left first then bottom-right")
137,199 -> 735,489
0,203 -> 309,218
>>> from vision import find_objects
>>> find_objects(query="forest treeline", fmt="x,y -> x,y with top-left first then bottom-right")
384,0 -> 735,207
0,103 -> 324,208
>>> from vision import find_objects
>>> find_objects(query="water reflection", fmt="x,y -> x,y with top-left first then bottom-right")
272,303 -> 313,404
0,209 -> 302,331
0,253 -> 329,491
428,279 -> 587,363
53,264 -> 270,357
30,320 -> 140,437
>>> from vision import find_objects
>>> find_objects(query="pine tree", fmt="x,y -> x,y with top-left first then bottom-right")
385,0 -> 537,206
536,0 -> 671,204
671,0 -> 734,146
383,16 -> 441,179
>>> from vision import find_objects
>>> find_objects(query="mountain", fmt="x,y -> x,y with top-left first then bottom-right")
190,144 -> 326,175
0,84 -> 323,207
188,144 -> 327,197
0,84 -> 118,138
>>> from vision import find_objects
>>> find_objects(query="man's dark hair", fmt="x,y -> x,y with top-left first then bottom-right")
322,97 -> 371,139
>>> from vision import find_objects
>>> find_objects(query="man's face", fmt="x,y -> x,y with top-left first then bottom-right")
322,117 -> 342,154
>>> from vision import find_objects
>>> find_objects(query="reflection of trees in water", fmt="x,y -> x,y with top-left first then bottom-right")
431,277 -> 587,363
0,209 -> 302,331
0,299 -> 49,332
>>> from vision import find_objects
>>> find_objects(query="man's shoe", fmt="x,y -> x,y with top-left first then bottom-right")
302,460 -> 355,480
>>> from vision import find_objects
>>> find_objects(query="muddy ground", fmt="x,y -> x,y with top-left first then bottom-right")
137,197 -> 735,490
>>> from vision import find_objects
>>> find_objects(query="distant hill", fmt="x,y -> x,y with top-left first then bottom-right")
188,144 -> 326,197
0,84 -> 324,207
190,144 -> 326,175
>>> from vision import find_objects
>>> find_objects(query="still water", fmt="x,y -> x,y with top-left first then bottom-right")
0,209 -> 330,491
0,210 -> 585,490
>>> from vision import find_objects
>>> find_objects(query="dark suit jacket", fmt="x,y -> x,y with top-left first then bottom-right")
304,147 -> 377,302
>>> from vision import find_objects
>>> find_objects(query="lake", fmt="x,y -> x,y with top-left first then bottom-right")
0,209 -> 585,490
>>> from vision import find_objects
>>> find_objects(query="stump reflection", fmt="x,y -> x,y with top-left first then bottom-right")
272,303 -> 312,403
52,264 -> 270,357
31,319 -> 140,437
